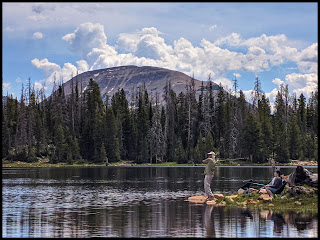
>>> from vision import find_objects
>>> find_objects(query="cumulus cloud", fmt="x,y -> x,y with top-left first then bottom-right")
31,58 -> 90,92
31,58 -> 61,79
32,22 -> 317,106
285,73 -> 318,97
296,43 -> 318,74
34,81 -> 47,91
213,78 -> 233,91
2,82 -> 11,90
62,22 -> 112,60
265,88 -> 279,112
33,32 -> 43,39
272,78 -> 285,87
60,23 -> 317,82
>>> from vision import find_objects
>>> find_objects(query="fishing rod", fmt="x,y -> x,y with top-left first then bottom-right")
242,179 -> 266,186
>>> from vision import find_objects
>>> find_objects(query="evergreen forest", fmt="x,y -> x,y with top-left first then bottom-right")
2,76 -> 318,164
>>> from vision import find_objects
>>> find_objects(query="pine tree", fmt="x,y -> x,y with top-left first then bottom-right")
164,81 -> 177,162
241,112 -> 261,162
149,97 -> 165,163
54,124 -> 66,163
204,132 -> 215,157
216,83 -> 226,156
274,90 -> 289,163
288,113 -> 301,160
257,94 -> 273,162
100,142 -> 108,165
104,106 -> 120,162
176,139 -> 187,164
297,93 -> 307,134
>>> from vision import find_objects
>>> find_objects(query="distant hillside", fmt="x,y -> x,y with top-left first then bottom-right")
61,65 -> 221,103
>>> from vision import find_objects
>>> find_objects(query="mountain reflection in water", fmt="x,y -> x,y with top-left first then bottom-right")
2,166 -> 318,238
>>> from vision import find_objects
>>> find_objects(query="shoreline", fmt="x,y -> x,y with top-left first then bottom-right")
2,159 -> 318,168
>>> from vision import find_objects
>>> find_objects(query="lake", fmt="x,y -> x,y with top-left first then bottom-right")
2,166 -> 318,238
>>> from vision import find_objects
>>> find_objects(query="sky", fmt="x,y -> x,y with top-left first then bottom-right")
2,2 -> 318,110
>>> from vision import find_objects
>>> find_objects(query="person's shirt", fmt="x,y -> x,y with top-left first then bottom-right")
268,177 -> 282,189
203,157 -> 216,175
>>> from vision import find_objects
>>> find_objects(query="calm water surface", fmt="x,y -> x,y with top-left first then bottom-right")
2,166 -> 318,238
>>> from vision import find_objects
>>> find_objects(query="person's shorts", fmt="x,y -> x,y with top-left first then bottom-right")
266,187 -> 278,194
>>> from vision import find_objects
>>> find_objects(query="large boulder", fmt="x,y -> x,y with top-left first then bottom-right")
287,166 -> 318,187
287,186 -> 317,197
188,195 -> 208,203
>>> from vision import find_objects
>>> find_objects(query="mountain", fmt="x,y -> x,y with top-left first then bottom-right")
61,65 -> 221,104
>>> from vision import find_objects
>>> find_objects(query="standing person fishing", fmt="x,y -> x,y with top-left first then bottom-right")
203,151 -> 218,200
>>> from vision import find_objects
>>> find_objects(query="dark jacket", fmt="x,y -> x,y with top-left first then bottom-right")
269,177 -> 282,189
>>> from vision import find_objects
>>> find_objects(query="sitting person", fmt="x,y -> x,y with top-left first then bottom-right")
264,170 -> 283,198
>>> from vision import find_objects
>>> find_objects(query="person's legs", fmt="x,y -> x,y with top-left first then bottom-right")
266,187 -> 274,198
204,175 -> 214,198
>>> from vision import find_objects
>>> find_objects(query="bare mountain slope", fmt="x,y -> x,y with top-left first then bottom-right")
62,65 -> 221,103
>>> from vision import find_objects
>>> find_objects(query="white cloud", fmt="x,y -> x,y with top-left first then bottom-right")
33,32 -> 43,39
213,78 -> 233,91
242,89 -> 254,102
62,22 -> 112,60
27,14 -> 48,22
296,43 -> 318,74
30,22 -> 317,107
265,87 -> 279,112
2,82 -> 11,90
76,60 -> 89,73
31,58 -> 61,79
34,81 -> 47,91
272,78 -> 285,86
117,27 -> 173,60
209,24 -> 217,31
16,77 -> 22,83
233,73 -> 241,78
285,73 -> 318,97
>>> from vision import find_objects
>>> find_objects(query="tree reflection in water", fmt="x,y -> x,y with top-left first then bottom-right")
2,167 -> 318,238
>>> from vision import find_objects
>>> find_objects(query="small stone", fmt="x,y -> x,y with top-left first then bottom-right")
259,194 -> 270,200
213,194 -> 224,200
237,188 -> 246,195
241,200 -> 247,206
249,188 -> 258,193
259,189 -> 267,194
295,201 -> 302,205
262,197 -> 272,202
268,204 -> 274,207
248,199 -> 259,204
206,200 -> 216,205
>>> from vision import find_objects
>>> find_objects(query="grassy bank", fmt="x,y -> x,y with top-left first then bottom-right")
222,192 -> 318,211
2,159 -> 318,168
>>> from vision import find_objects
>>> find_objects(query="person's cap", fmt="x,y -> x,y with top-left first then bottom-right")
207,151 -> 215,155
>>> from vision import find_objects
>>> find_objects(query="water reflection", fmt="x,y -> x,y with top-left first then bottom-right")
2,166 -> 318,238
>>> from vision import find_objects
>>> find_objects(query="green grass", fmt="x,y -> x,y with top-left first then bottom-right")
2,158 -> 318,168
222,190 -> 318,211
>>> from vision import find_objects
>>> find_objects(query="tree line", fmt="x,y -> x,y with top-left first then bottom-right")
2,75 -> 318,164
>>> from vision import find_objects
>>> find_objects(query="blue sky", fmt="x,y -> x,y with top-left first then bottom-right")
2,2 -> 318,109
